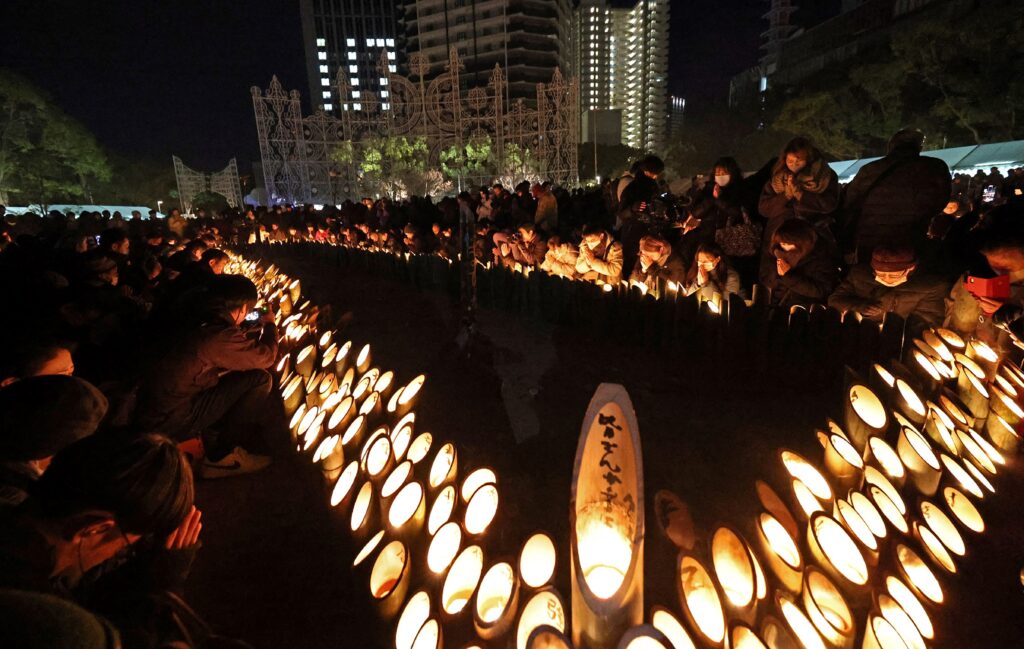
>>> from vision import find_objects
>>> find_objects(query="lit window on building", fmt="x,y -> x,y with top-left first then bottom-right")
352,90 -> 361,98
387,51 -> 396,60
382,102 -> 390,110
381,90 -> 389,98
319,65 -> 329,73
316,38 -> 326,47
375,38 -> 385,47
365,38 -> 374,46
346,38 -> 355,47
389,65 -> 396,73
321,77 -> 330,86
318,52 -> 327,61
351,77 -> 359,86
324,103 -> 333,111
348,52 -> 357,60
349,65 -> 358,73
322,91 -> 331,98
354,103 -> 362,111
379,77 -> 388,85
385,38 -> 395,47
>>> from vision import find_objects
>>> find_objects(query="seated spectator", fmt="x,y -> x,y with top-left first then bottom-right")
0,341 -> 75,387
494,223 -> 547,269
680,242 -> 741,300
828,247 -> 947,326
136,275 -> 275,478
628,235 -> 685,298
0,589 -> 121,649
540,236 -> 579,279
575,224 -> 624,285
199,249 -> 229,275
0,376 -> 108,507
532,182 -> 558,233
759,137 -> 839,238
403,224 -> 434,254
760,218 -> 839,308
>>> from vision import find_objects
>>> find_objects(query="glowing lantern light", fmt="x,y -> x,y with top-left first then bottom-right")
519,532 -> 557,589
954,352 -> 985,388
295,344 -> 316,377
428,443 -> 457,489
775,591 -> 826,649
353,529 -> 385,568
885,576 -> 934,640
894,380 -> 927,425
282,375 -> 305,417
355,343 -> 372,373
275,352 -> 291,379
955,429 -> 997,476
793,479 -> 825,520
395,591 -> 431,649
896,427 -> 941,496
821,433 -> 863,490
334,340 -> 352,375
710,526 -> 757,618
923,406 -> 958,456
967,427 -> 1005,466
525,625 -> 573,648
986,413 -> 1020,453
961,454 -> 996,493
361,431 -> 393,480
756,480 -> 800,541
676,555 -> 725,647
922,330 -> 954,362
864,467 -> 906,515
427,521 -> 462,575
958,369 -> 990,420
807,513 -> 868,588
375,370 -> 396,399
387,481 -> 425,537
894,544 -> 943,605
381,460 -> 413,504
834,498 -> 879,563
326,396 -> 354,435
408,432 -> 434,464
442,545 -> 484,615
358,391 -> 382,419
330,461 -> 359,508
759,616 -> 800,649
461,468 -> 498,502
464,483 -> 499,535
756,512 -> 803,593
782,451 -> 833,502
877,594 -> 925,649
288,402 -> 308,445
350,481 -> 374,533
369,540 -> 410,619
730,623 -> 769,649
320,389 -> 344,415
339,367 -> 356,397
391,422 -> 413,463
849,490 -> 887,540
427,485 -> 456,535
287,278 -> 301,303
410,619 -> 440,649
990,385 -> 1024,425
617,625 -> 672,648
867,485 -> 908,535
862,613 -> 909,649
844,384 -> 887,452
650,606 -> 697,649
867,437 -> 906,487
340,414 -> 366,447
517,589 -> 567,649
966,339 -> 999,379
939,454 -> 984,499
320,344 -> 337,372
301,410 -> 326,452
910,350 -> 942,390
937,328 -> 965,350
394,374 -> 426,416
938,391 -> 971,430
313,433 -> 344,479
911,521 -> 957,575
474,561 -> 520,639
873,364 -> 896,388
942,487 -> 984,533
801,567 -> 853,648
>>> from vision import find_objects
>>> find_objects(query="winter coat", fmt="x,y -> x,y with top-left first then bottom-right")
541,244 -> 579,279
576,237 -> 624,285
680,261 -> 742,299
760,237 -> 839,308
628,254 -> 686,299
508,237 -> 548,267
535,193 -> 558,231
759,159 -> 840,229
828,265 -> 948,326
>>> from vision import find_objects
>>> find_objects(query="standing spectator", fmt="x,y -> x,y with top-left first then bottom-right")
760,218 -> 839,308
532,182 -> 558,233
576,224 -> 624,285
759,137 -> 840,239
828,247 -> 948,326
617,155 -> 665,275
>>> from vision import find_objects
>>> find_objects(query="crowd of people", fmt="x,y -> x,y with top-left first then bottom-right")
1,126 -> 1024,647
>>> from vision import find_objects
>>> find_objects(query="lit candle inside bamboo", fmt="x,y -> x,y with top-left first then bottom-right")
885,575 -> 934,640
942,486 -> 984,533
410,619 -> 439,649
387,481 -> 424,531
330,461 -> 359,507
895,544 -> 943,604
427,521 -> 462,575
845,384 -> 888,451
955,429 -> 997,475
677,555 -> 725,646
896,427 -> 941,495
576,503 -> 632,599
464,483 -> 499,535
730,624 -> 768,649
807,513 -> 869,587
352,529 -> 384,568
895,379 -> 928,424
474,561 -> 519,640
868,437 -> 906,486
427,485 -> 455,535
350,481 -> 373,532
516,589 -> 566,649
912,522 -> 957,575
461,468 -> 498,502
868,485 -> 908,535
924,405 -> 958,455
395,591 -> 431,649
781,451 -> 833,502
878,593 -> 926,649
650,607 -> 697,649
776,592 -> 826,649
381,460 -> 413,503
756,512 -> 803,593
939,454 -> 984,499
407,432 -> 433,464
793,479 -> 824,520
801,568 -> 853,648
966,339 -> 999,379
441,545 -> 484,615
710,527 -> 756,611
849,490 -> 887,540
369,540 -> 409,614
862,614 -> 908,649
428,443 -> 457,489
519,533 -> 557,589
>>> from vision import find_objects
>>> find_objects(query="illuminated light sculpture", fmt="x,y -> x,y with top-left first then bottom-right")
394,374 -> 426,417
954,429 -> 997,476
884,576 -> 934,641
441,545 -> 485,616
427,520 -> 463,576
408,432 -> 434,464
369,540 -> 410,619
954,352 -> 985,391
352,373 -> 374,402
380,460 -> 413,510
843,383 -> 887,452
616,625 -> 672,648
387,387 -> 404,415
361,430 -> 394,481
911,522 -> 957,575
867,485 -> 908,535
990,385 -> 1024,425
650,606 -> 697,649
519,532 -> 557,589
923,406 -> 958,456
894,380 -> 927,426
759,615 -> 801,649
428,443 -> 458,490
570,384 -> 645,649
301,410 -> 327,452
709,526 -> 759,622
427,485 -> 456,535
464,483 -> 499,535
941,487 -> 984,533
359,367 -> 382,392
387,481 -> 426,540
330,461 -> 359,508
936,328 -> 965,350
833,499 -> 879,566
350,481 -> 375,536
326,394 -> 354,433
396,591 -> 431,649
820,433 -> 864,490
801,567 -> 854,649
355,343 -> 372,374
461,468 -> 498,502
848,491 -> 887,540
877,593 -> 926,649
861,613 -> 909,649
866,437 -> 906,489
938,454 -> 984,499
729,623 -> 769,649
806,513 -> 869,591
985,412 -> 1020,453
965,339 -> 999,379
775,591 -> 827,649
282,375 -> 305,417
755,512 -> 804,593
895,427 -> 941,496
894,544 -> 943,605
474,561 -> 520,640
958,365 -> 991,420
295,344 -> 316,377
676,554 -> 726,648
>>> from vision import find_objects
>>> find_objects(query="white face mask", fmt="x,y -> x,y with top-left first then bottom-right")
875,274 -> 909,288
715,174 -> 731,187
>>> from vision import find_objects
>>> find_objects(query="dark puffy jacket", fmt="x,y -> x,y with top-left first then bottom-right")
628,254 -> 686,299
760,237 -> 839,308
828,265 -> 948,325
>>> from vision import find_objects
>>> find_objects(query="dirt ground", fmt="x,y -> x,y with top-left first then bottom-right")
185,252 -> 1024,648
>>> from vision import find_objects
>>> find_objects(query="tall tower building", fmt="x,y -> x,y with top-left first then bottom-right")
400,0 -> 573,102
575,0 -> 669,152
299,0 -> 401,113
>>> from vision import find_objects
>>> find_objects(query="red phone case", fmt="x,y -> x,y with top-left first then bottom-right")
964,274 -> 1011,299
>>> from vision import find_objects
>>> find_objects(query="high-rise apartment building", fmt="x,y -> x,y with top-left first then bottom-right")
299,0 -> 401,113
399,0 -> 574,102
575,0 -> 670,152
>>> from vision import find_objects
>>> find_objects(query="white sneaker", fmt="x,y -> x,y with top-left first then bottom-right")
200,447 -> 272,479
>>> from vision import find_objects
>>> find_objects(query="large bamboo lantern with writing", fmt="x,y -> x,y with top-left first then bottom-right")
570,384 -> 644,649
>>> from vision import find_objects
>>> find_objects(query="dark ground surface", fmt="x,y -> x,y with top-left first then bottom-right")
185,253 -> 1024,649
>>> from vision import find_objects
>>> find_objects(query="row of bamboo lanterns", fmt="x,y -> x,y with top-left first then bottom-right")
236,249 -> 1019,649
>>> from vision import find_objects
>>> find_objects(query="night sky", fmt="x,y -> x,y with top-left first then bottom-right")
0,1 -> 833,171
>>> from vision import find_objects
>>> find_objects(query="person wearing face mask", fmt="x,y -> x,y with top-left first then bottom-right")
758,137 -> 840,241
687,156 -> 762,284
828,247 -> 947,327
540,235 -> 580,279
575,224 -> 624,285
679,242 -> 741,300
627,235 -> 685,298
759,218 -> 839,308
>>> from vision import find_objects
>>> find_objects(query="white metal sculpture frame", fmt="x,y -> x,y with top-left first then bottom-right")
251,49 -> 579,204
172,157 -> 244,213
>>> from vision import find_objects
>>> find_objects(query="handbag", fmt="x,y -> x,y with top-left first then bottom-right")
715,210 -> 762,257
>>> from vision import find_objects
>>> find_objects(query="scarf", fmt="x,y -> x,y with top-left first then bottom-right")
770,156 -> 832,199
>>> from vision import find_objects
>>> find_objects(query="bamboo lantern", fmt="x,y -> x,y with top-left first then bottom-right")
352,372 -> 376,402
958,370 -> 990,420
318,329 -> 334,351
317,373 -> 338,407
759,615 -> 801,649
833,499 -> 879,566
288,403 -> 308,447
864,466 -> 907,515
820,433 -> 864,491
884,576 -> 934,642
959,457 -> 995,494
395,591 -> 431,649
473,561 -> 520,640
355,343 -> 372,374
650,606 -> 697,649
295,344 -> 317,378
275,353 -> 292,381
375,370 -> 396,401
861,614 -> 909,649
334,340 -> 352,376
461,468 -> 498,502
676,554 -> 726,648
801,567 -> 854,649
755,512 -> 804,593
326,396 -> 356,438
966,428 -> 1004,467
370,540 -> 411,620
278,292 -> 293,318
872,363 -> 896,391
936,328 -> 965,351
339,367 -> 356,397
866,437 -> 907,489
876,594 -> 925,649
428,443 -> 458,490
893,543 -> 944,605
894,380 -> 928,426
942,487 -> 984,534
570,384 -> 644,649
390,415 -> 415,463
793,479 -> 825,521
730,623 -> 769,649
937,390 -> 973,431
848,491 -> 887,541
867,485 -> 908,535
954,352 -> 985,394
616,625 -> 672,648
408,433 -> 434,464
464,483 -> 499,536
360,429 -> 394,481
782,450 -> 834,503
320,389 -> 345,417
350,481 -> 376,537
709,526 -> 759,624
313,434 -> 344,480
965,339 -> 999,379
519,532 -> 557,590
380,460 -> 413,511
287,278 -> 301,303
993,372 -> 1020,404
394,374 -> 426,417
911,521 -> 957,575
843,383 -> 888,452
387,481 -> 426,540
525,625 -> 573,649
908,350 -> 943,392
755,480 -> 800,541
896,427 -> 941,496
774,591 -> 827,649
990,385 -> 1024,425
923,406 -> 958,456
922,330 -> 954,363
806,513 -> 869,592
387,387 -> 404,415
330,461 -> 360,509
304,371 -> 324,408
353,529 -> 385,571
282,375 -> 305,417
938,454 -> 984,499
985,413 -> 1020,452
427,521 -> 463,576
358,391 -> 382,420
441,545 -> 485,617
320,342 -> 338,373
340,414 -> 367,448
954,429 -> 997,476
427,485 -> 456,535
301,410 -> 327,452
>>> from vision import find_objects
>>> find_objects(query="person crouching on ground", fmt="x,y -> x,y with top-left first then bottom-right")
575,224 -> 623,286
541,236 -> 579,279
680,242 -> 742,301
628,235 -> 685,299
760,218 -> 839,308
494,223 -> 547,270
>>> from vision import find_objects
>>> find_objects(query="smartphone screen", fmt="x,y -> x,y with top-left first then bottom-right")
982,186 -> 996,203
244,309 -> 261,322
